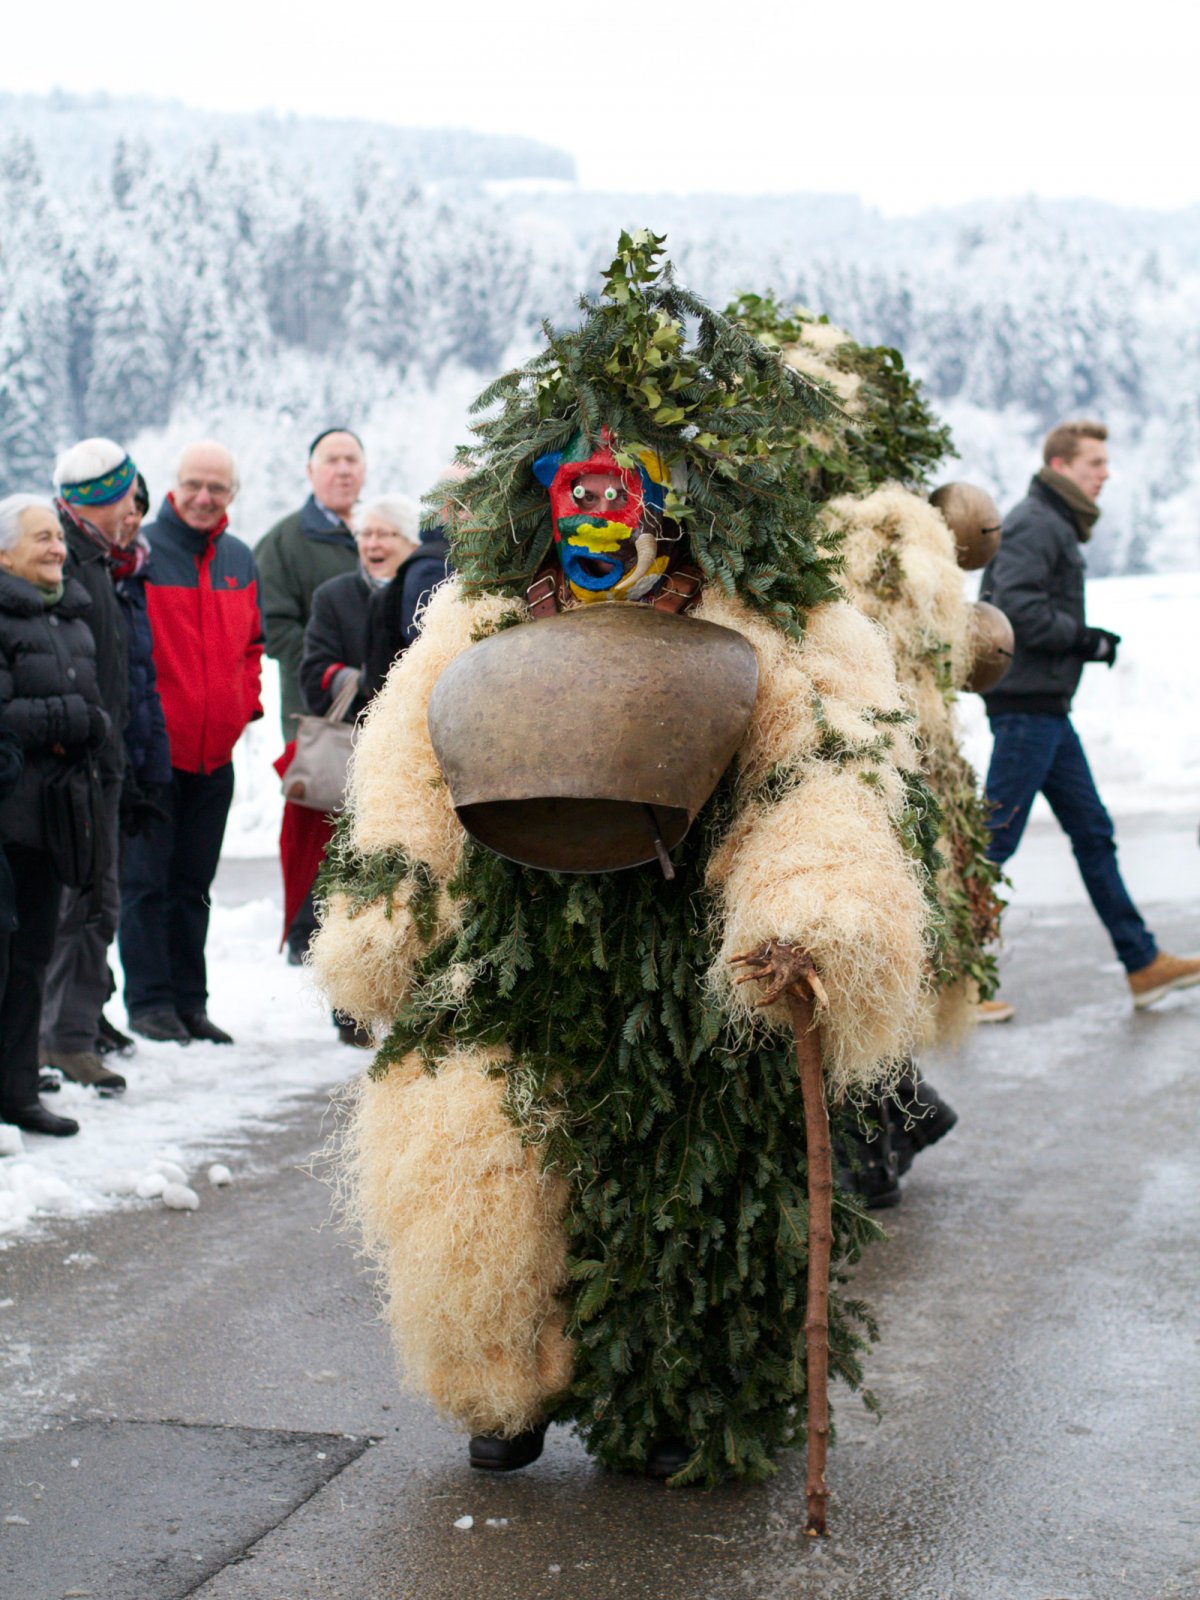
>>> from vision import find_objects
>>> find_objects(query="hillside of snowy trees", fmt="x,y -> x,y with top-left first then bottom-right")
2,93 -> 1200,571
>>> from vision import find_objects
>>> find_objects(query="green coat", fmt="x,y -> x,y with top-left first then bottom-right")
255,496 -> 358,736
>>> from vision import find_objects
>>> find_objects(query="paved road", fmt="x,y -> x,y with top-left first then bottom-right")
2,892 -> 1198,1600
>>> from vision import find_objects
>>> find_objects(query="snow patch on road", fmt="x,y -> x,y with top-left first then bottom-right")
0,897 -> 357,1241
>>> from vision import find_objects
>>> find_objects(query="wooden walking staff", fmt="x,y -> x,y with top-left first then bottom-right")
731,939 -> 832,1536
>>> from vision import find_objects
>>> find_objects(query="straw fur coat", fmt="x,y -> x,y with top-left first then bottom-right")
311,577 -> 933,1438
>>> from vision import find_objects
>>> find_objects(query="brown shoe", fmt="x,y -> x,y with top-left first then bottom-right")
976,998 -> 1015,1024
43,1049 -> 126,1096
1128,951 -> 1200,1010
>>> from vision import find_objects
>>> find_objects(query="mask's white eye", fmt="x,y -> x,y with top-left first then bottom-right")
571,483 -> 586,501
604,486 -> 618,502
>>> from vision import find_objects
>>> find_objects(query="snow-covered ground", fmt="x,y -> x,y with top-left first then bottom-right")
0,895 -> 357,1243
1,571 -> 1196,1243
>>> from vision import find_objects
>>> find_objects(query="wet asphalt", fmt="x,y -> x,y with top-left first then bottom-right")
1,876 -> 1198,1600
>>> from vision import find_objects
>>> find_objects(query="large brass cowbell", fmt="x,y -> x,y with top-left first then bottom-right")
428,606 -> 759,873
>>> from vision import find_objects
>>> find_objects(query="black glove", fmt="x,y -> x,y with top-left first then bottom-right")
120,777 -> 170,838
85,704 -> 112,750
1075,625 -> 1121,667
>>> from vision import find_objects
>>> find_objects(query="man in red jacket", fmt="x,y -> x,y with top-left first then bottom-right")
119,442 -> 263,1045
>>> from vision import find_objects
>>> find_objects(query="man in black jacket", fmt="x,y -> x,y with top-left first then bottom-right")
981,419 -> 1200,1014
256,430 -> 365,738
39,438 -> 138,1095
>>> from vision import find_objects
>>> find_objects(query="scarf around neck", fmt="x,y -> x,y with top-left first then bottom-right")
109,537 -> 148,584
1037,466 -> 1101,543
37,580 -> 66,606
359,559 -> 392,592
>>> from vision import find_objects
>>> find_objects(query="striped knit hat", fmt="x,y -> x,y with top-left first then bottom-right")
54,438 -> 138,508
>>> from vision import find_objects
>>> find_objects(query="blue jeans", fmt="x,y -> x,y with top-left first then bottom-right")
985,713 -> 1156,974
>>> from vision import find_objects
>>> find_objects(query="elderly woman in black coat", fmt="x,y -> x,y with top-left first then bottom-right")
0,494 -> 110,1137
298,493 -> 420,720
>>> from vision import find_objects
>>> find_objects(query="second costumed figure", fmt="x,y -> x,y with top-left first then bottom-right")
314,234 -> 954,1511
728,294 -> 1009,1203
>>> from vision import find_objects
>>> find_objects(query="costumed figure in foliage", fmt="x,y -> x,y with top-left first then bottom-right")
727,296 -> 1009,1205
312,233 -> 945,1522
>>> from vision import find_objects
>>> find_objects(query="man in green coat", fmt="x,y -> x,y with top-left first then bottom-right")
256,429 -> 365,738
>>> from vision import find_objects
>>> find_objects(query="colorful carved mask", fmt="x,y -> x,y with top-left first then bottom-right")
532,433 -> 674,604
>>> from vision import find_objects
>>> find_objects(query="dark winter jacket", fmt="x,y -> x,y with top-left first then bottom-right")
57,502 -> 128,782
115,558 -> 172,787
256,496 -> 358,732
0,728 -> 22,933
361,529 -> 453,701
142,496 -> 264,774
299,569 -> 373,719
981,476 -> 1091,716
0,572 -> 110,853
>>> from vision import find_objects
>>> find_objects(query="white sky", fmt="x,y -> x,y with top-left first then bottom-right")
4,0 -> 1199,214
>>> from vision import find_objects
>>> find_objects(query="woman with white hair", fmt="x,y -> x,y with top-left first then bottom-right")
0,494 -> 112,1136
298,494 -> 420,720
280,494 -> 420,987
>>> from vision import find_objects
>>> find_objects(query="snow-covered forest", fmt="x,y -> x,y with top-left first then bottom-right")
3,93 -> 1200,570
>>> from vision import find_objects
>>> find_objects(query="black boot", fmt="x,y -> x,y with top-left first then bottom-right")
890,1073 -> 958,1176
836,1102 -> 901,1209
334,1012 -> 372,1048
645,1437 -> 694,1480
179,1011 -> 234,1046
468,1423 -> 547,1471
4,1101 -> 80,1137
129,1009 -> 192,1045
96,1012 -> 137,1058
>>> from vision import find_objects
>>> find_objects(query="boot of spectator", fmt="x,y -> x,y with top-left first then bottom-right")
43,1048 -> 125,1096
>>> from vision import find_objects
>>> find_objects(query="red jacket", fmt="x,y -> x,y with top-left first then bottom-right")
143,496 -> 264,774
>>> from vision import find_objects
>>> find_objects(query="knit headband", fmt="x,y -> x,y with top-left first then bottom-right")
60,455 -> 137,507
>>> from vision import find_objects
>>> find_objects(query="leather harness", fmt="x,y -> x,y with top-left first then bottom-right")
526,560 -> 704,619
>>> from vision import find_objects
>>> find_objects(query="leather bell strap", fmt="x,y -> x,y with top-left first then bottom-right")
525,562 -> 704,618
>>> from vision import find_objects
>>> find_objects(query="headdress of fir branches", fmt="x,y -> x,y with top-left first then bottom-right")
725,291 -> 955,501
440,231 -> 844,636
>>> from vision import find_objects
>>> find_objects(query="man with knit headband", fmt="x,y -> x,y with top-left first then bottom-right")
981,418 -> 1200,1015
40,438 -> 138,1096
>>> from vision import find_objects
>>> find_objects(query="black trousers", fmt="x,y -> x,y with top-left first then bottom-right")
41,772 -> 122,1051
119,764 -> 234,1017
0,845 -> 64,1113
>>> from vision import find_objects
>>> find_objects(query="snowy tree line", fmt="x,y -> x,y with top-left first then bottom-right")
2,108 -> 1200,569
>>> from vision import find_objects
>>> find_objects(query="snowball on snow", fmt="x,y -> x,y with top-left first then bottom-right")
103,1170 -> 143,1196
150,1159 -> 188,1185
136,1173 -> 167,1199
207,1164 -> 233,1187
162,1183 -> 200,1211
0,1126 -> 24,1158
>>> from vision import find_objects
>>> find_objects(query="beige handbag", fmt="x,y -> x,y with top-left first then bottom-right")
283,675 -> 359,813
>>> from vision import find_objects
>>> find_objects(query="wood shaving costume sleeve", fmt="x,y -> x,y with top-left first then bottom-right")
346,1044 -> 572,1436
698,592 -> 933,1097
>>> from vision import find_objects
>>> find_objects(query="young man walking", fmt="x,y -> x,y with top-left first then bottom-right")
980,419 -> 1200,1017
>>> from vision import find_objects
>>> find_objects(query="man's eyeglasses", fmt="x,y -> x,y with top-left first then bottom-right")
179,479 -> 234,499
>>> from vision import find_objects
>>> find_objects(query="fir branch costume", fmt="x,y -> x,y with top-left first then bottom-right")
314,236 -> 938,1486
